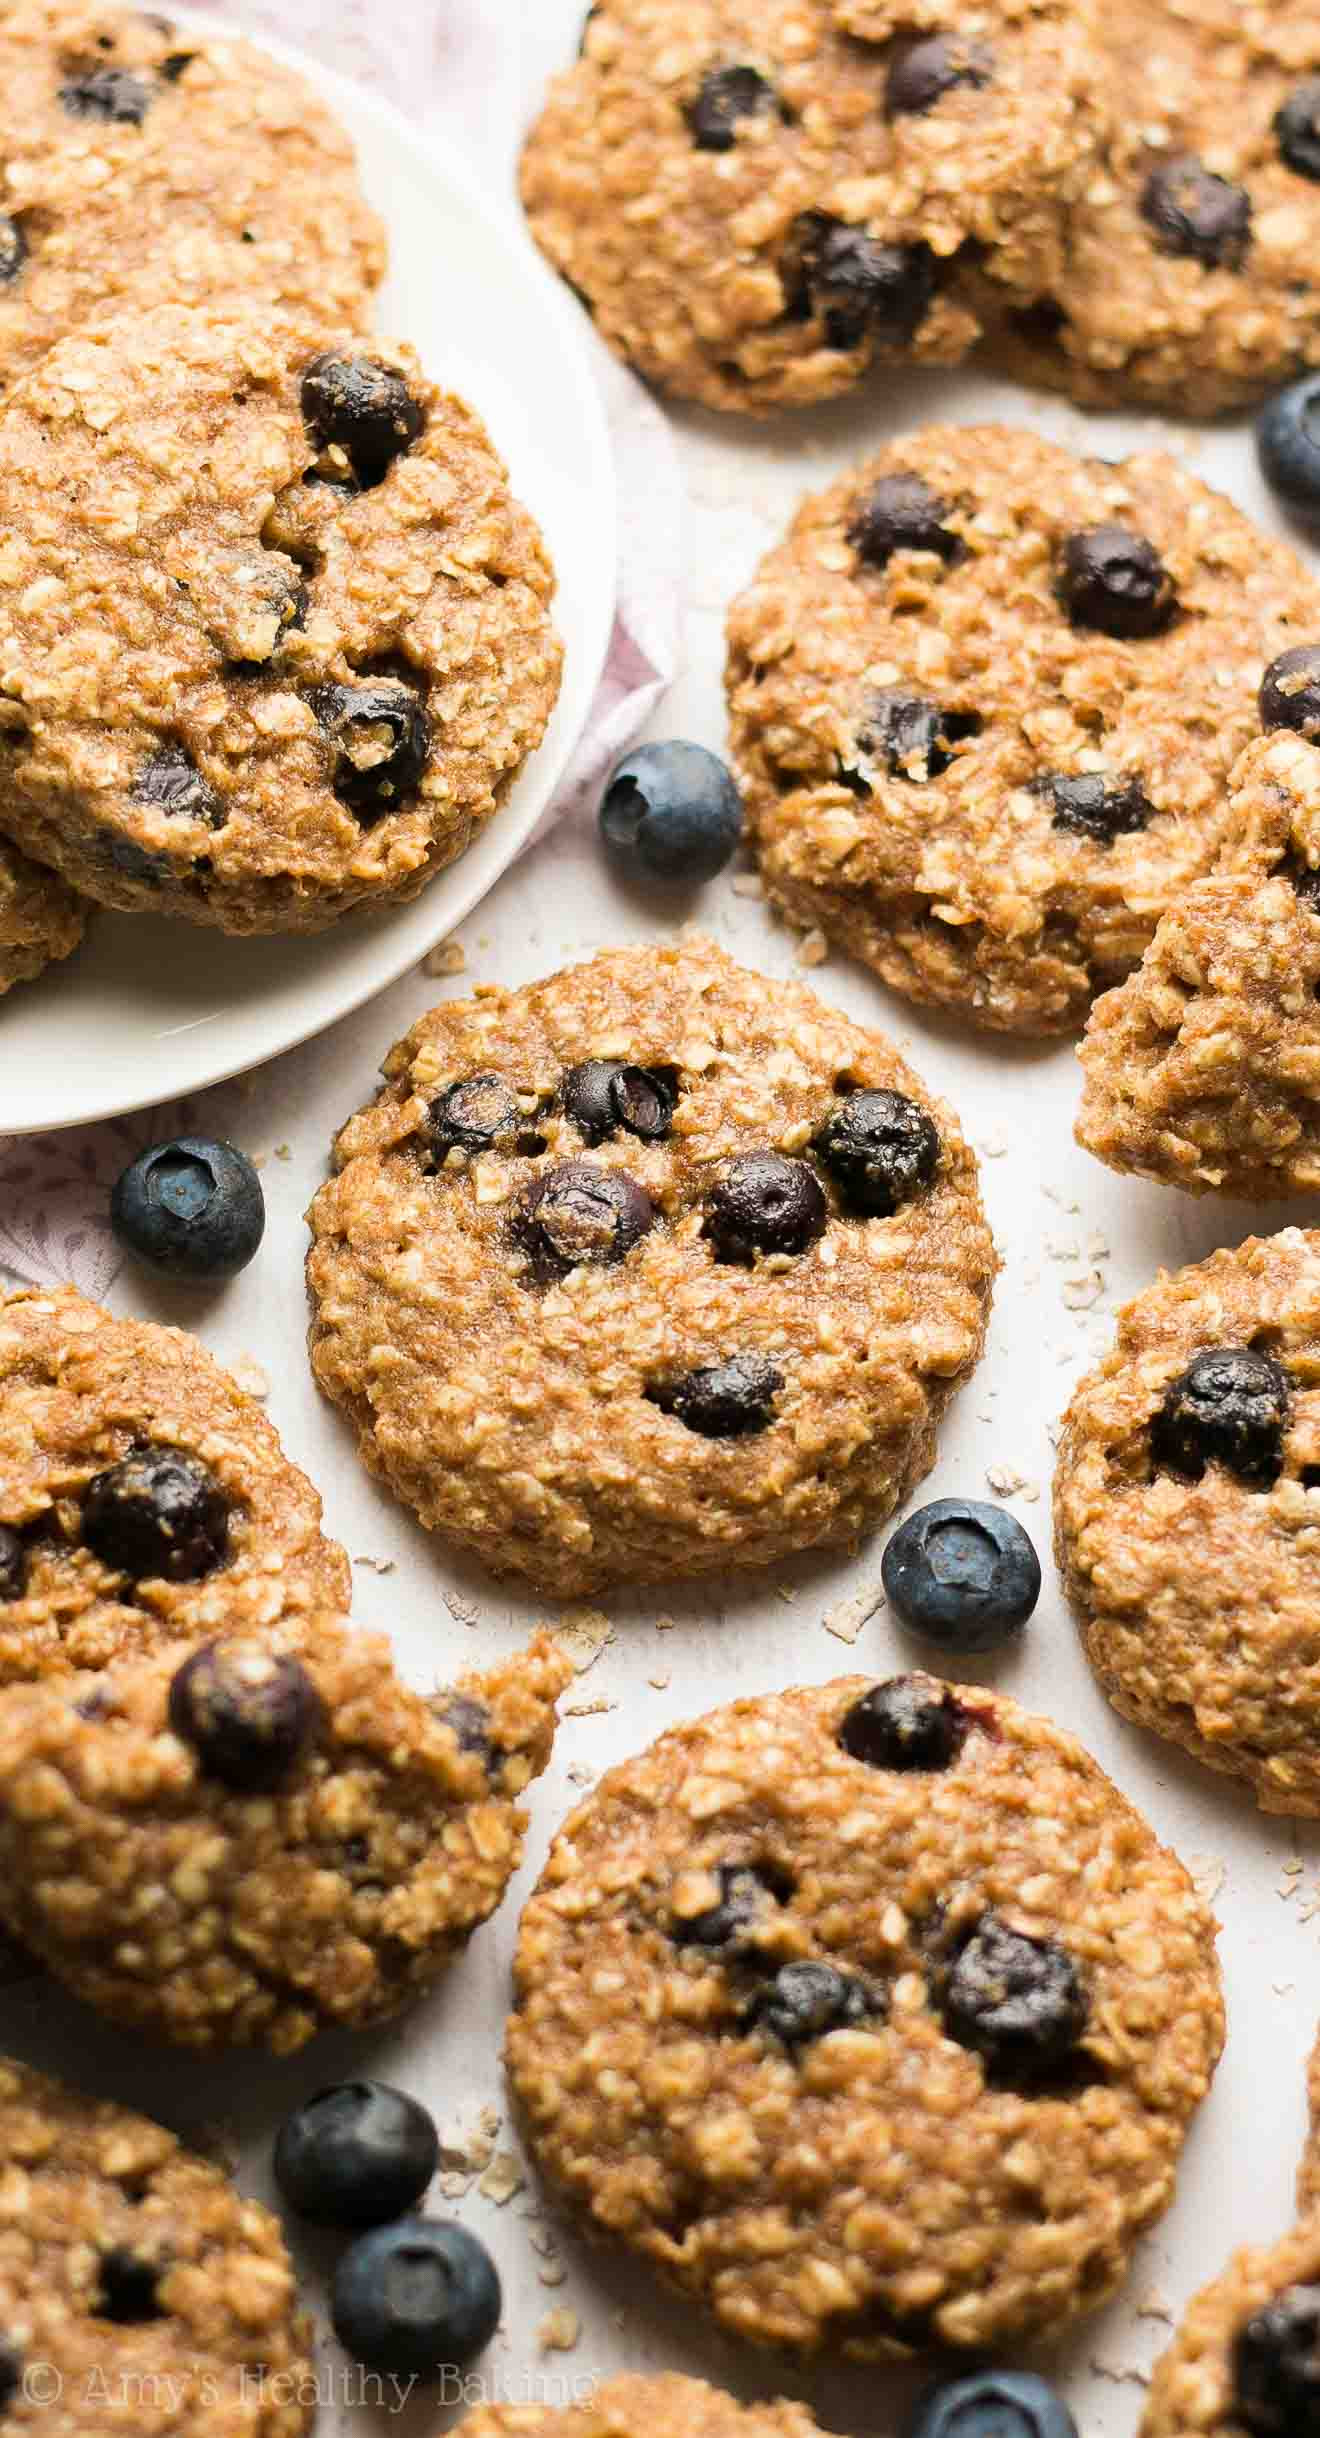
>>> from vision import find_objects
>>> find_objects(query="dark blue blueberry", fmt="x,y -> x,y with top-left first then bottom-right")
275,2082 -> 439,2229
1151,1346 -> 1291,1489
812,1089 -> 939,1215
1035,771 -> 1152,843
906,2369 -> 1078,2438
881,1499 -> 1041,1654
425,1074 -> 524,1160
671,1862 -> 786,1949
1233,2282 -> 1320,2437
1140,155 -> 1251,267
1277,81 -> 1320,181
704,1152 -> 827,1264
854,690 -> 981,784
599,743 -> 742,883
59,67 -> 155,122
95,2247 -> 165,2323
687,65 -> 779,150
1259,377 -> 1320,521
838,1677 -> 968,1772
82,1448 -> 229,1583
169,1640 -> 322,1791
847,472 -> 961,570
0,2348 -> 20,2411
1261,646 -> 1320,738
561,1060 -> 674,1145
0,1528 -> 25,1603
937,1914 -> 1088,2081
1059,526 -> 1175,638
300,354 -> 425,486
311,682 -> 432,822
512,1160 -> 655,1281
110,1137 -> 265,1280
132,743 -> 223,828
433,1693 -> 494,1769
647,1352 -> 783,1437
886,34 -> 992,117
0,217 -> 26,285
744,1960 -> 880,2046
789,215 -> 937,350
331,2219 -> 501,2379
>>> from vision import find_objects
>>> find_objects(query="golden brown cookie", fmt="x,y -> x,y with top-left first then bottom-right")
1055,1229 -> 1320,1814
459,2378 -> 827,2438
1299,2025 -> 1320,2216
0,302 -> 561,933
1141,2214 -> 1320,2438
507,1671 -> 1223,2359
0,836 -> 85,997
0,1284 -> 350,1686
305,938 -> 995,1598
727,425 -> 1320,1034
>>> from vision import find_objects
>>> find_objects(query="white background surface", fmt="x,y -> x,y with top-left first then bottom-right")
4,4 -> 1320,2433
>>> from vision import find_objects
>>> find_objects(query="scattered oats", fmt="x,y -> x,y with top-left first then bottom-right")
977,1132 -> 1008,1159
1275,1981 -> 1298,1996
478,2150 -> 525,2206
1089,2357 -> 1150,2388
437,2170 -> 472,2201
554,1609 -> 614,1673
1187,1855 -> 1226,1906
1137,2289 -> 1175,2326
525,2221 -> 558,2257
1045,1237 -> 1080,1263
775,1585 -> 797,1605
1279,1860 -> 1305,1899
565,1761 -> 595,1788
424,938 -> 467,976
986,1464 -> 1031,1498
354,1554 -> 397,1575
730,873 -> 764,900
538,2258 -> 568,2286
796,928 -> 829,967
249,1151 -> 268,1172
1043,1184 -> 1081,1213
275,1144 -> 291,1162
654,1614 -> 676,1633
1087,1231 -> 1111,1261
229,1354 -> 269,1400
565,1697 -> 617,1718
437,2112 -> 499,2183
445,1591 -> 478,1627
823,1586 -> 884,1644
648,1670 -> 672,1691
537,2309 -> 580,2354
1298,1880 -> 1320,1925
1063,1265 -> 1104,1311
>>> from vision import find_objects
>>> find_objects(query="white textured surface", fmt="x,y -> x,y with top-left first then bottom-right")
1,3 -> 1319,2433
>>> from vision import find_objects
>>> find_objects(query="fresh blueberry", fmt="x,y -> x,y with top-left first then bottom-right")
312,681 -> 432,822
561,1060 -> 674,1145
82,1448 -> 229,1583
512,1160 -> 655,1281
744,1960 -> 880,2047
671,1862 -> 785,1949
95,2246 -> 165,2323
1259,377 -> 1320,521
275,2082 -> 439,2228
647,1352 -> 783,1437
1058,526 -> 1175,638
1277,80 -> 1320,181
1151,1346 -> 1291,1490
847,472 -> 961,570
300,354 -> 426,486
937,1914 -> 1088,2082
0,218 -> 26,286
331,2219 -> 501,2379
1140,155 -> 1252,268
886,33 -> 991,117
0,1528 -> 25,1603
686,64 -> 779,150
838,1676 -> 968,1772
703,1152 -> 827,1264
906,2369 -> 1078,2438
1234,2282 -> 1320,2437
599,744 -> 742,884
59,67 -> 155,122
882,1499 -> 1041,1654
1035,770 -> 1152,843
110,1137 -> 265,1280
168,1640 -> 323,1792
812,1089 -> 939,1216
1261,646 -> 1320,738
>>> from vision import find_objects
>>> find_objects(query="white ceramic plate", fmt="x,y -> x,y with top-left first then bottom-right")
0,18 -> 615,1134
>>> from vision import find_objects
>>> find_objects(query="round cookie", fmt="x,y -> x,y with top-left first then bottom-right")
1141,2213 -> 1320,2438
0,2 -> 384,398
1055,1228 -> 1320,1815
0,1620 -> 569,2051
305,937 -> 996,1598
727,425 -> 1320,1033
0,1284 -> 350,1685
0,2054 -> 313,2437
519,0 -> 1102,416
459,2378 -> 827,2438
0,302 -> 562,933
0,836 -> 84,996
508,1671 -> 1223,2359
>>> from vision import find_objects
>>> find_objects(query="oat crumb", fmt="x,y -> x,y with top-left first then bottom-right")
554,1609 -> 614,1674
424,938 -> 468,976
478,2150 -> 525,2206
537,2309 -> 580,2353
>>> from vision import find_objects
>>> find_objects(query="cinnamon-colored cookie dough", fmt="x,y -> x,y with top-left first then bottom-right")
0,836 -> 84,996
306,939 -> 995,1598
460,2379 -> 826,2438
508,1671 -> 1223,2359
1056,1229 -> 1320,1814
1299,2025 -> 1320,2215
1141,2212 -> 1320,2438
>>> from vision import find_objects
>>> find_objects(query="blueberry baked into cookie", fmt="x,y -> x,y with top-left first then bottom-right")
0,833 -> 85,997
507,1672 -> 1223,2358
727,425 -> 1320,1033
0,2054 -> 315,2437
0,301 -> 561,932
1056,1229 -> 1320,1814
305,938 -> 995,1597
520,0 -> 1102,414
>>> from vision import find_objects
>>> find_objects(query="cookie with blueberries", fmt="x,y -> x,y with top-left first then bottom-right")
0,833 -> 85,996
0,3 -> 384,397
727,425 -> 1320,1034
0,2053 -> 314,2437
0,1618 -> 569,2051
519,0 -> 1103,416
305,938 -> 996,1598
459,2377 -> 830,2438
507,1671 -> 1223,2359
0,299 -> 561,932
0,1284 -> 350,1685
1055,1229 -> 1320,1814
1077,725 -> 1320,1198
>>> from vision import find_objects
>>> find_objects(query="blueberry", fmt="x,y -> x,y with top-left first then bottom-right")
331,2219 -> 501,2379
0,2350 -> 20,2412
599,743 -> 742,884
82,1448 -> 229,1583
744,1960 -> 880,2046
424,1074 -> 523,1161
703,1152 -> 827,1264
1261,645 -> 1320,738
512,1160 -> 655,1281
312,682 -> 432,822
0,218 -> 26,286
847,472 -> 961,570
1233,2282 -> 1320,2437
95,2247 -> 165,2323
1151,1346 -> 1291,1489
647,1352 -> 783,1437
686,64 -> 778,151
275,2082 -> 439,2229
937,1914 -> 1087,2081
1258,378 -> 1320,521
906,2370 -> 1079,2438
789,215 -> 937,350
169,1640 -> 322,1791
855,690 -> 981,784
1277,81 -> 1320,182
132,743 -> 223,828
561,1060 -> 675,1145
59,67 -> 155,122
812,1089 -> 939,1216
1140,155 -> 1252,268
886,34 -> 991,118
0,1528 -> 25,1603
671,1863 -> 784,1949
300,354 -> 426,486
1058,526 -> 1175,638
433,1692 -> 494,1769
882,1499 -> 1041,1654
110,1137 -> 265,1281
1034,770 -> 1152,843
838,1677 -> 968,1772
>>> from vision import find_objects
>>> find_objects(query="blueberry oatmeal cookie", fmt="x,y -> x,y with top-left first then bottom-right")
0,3 -> 384,397
727,426 -> 1320,1034
0,1284 -> 350,1685
1299,2025 -> 1320,2216
0,1620 -> 569,2051
0,301 -> 561,932
507,1671 -> 1223,2359
459,2379 -> 828,2438
1056,1229 -> 1320,1814
305,939 -> 995,1598
1077,726 -> 1320,1198
0,834 -> 84,995
0,2054 -> 314,2437
519,0 -> 1102,416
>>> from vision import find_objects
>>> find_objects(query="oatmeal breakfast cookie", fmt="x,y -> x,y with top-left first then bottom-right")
1077,729 -> 1320,1198
727,425 -> 1320,1033
1055,1229 -> 1320,1814
0,834 -> 84,996
0,1619 -> 569,2051
0,1284 -> 350,1686
0,300 -> 561,933
519,0 -> 1102,415
0,2054 -> 314,2437
1299,2025 -> 1320,2215
459,2379 -> 828,2438
507,1671 -> 1223,2359
305,938 -> 995,1598
0,2 -> 384,397
1141,2213 -> 1320,2438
